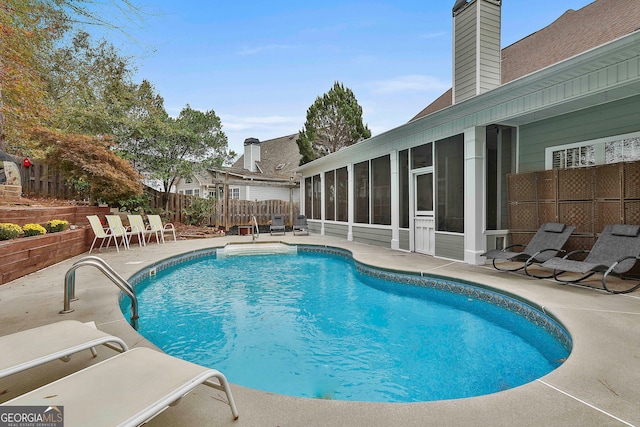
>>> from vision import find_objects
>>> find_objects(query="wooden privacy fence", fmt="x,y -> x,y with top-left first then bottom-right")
20,162 -> 81,200
222,199 -> 299,228
146,187 -> 299,227
507,160 -> 640,253
18,161 -> 299,228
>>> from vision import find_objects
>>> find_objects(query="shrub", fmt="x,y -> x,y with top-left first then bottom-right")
0,223 -> 23,240
118,193 -> 151,214
183,197 -> 215,226
23,223 -> 47,237
45,219 -> 69,233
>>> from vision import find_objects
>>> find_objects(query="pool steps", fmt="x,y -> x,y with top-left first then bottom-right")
217,243 -> 297,258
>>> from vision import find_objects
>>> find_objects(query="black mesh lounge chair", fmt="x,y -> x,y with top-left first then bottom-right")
539,224 -> 640,294
481,223 -> 575,277
270,214 -> 286,235
293,215 -> 308,235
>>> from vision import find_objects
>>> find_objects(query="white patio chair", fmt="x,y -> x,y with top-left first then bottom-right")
147,214 -> 176,243
87,215 -> 125,253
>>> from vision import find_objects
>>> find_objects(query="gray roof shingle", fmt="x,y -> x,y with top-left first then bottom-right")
410,0 -> 640,121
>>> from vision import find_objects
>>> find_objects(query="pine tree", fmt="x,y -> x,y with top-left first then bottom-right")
297,82 -> 371,165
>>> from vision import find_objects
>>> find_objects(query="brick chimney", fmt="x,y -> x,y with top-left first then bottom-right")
452,0 -> 502,104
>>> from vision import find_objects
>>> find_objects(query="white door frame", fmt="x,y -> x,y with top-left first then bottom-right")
412,168 -> 434,255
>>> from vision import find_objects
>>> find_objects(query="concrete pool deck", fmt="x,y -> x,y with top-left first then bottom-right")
1,234 -> 639,426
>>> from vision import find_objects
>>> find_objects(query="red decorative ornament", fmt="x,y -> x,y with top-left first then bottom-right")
23,157 -> 32,167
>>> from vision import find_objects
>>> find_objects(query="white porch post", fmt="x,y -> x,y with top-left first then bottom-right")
347,163 -> 354,241
464,126 -> 486,265
390,150 -> 399,250
319,173 -> 325,235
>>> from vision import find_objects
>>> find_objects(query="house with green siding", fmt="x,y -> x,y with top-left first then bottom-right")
295,0 -> 640,265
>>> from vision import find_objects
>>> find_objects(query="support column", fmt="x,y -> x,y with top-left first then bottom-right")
319,173 -> 325,236
390,150 -> 399,250
464,126 -> 486,265
347,164 -> 354,241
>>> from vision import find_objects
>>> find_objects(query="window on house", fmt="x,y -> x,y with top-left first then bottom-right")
605,137 -> 640,163
354,161 -> 369,224
336,167 -> 348,222
436,135 -> 464,233
546,131 -> 640,169
411,143 -> 433,169
312,174 -> 321,220
194,189 -> 200,197
486,126 -> 513,230
325,170 -> 335,221
185,189 -> 193,196
230,188 -> 240,200
305,177 -> 312,218
552,146 -> 595,169
372,155 -> 391,225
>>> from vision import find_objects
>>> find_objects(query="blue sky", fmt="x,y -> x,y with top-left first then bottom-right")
103,0 -> 595,157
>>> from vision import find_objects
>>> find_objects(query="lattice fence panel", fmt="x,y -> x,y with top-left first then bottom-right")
596,201 -> 622,233
595,163 -> 622,199
558,201 -> 594,235
558,168 -> 594,201
624,162 -> 640,199
508,172 -> 537,202
509,202 -> 538,232
536,170 -> 557,201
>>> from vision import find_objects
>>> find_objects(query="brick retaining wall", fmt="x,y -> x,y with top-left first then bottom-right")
0,228 -> 92,285
0,206 -> 112,285
0,206 -> 110,227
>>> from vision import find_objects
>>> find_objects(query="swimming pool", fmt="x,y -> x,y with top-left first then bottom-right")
122,246 -> 571,403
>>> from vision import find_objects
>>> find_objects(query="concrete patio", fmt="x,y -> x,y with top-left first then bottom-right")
0,234 -> 639,426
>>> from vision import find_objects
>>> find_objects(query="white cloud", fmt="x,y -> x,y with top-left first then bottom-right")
221,114 -> 300,131
367,75 -> 450,95
236,44 -> 295,55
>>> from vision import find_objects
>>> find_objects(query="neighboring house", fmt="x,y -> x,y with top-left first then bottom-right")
296,0 -> 640,264
175,134 -> 301,202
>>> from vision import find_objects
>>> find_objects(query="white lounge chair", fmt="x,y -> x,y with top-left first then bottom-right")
87,215 -> 126,253
147,214 -> 177,243
0,320 -> 128,379
127,214 -> 157,246
106,215 -> 140,249
2,347 -> 239,426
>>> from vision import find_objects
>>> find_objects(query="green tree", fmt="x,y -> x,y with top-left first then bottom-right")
0,0 -> 143,154
31,127 -> 143,204
297,81 -> 371,165
0,0 -> 67,153
47,31 -> 140,137
133,105 -> 234,211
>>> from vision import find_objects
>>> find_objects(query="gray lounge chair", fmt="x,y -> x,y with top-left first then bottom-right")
539,224 -> 640,294
270,214 -> 286,235
293,215 -> 308,235
481,223 -> 575,277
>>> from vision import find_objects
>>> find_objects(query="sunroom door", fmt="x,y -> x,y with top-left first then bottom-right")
414,171 -> 434,255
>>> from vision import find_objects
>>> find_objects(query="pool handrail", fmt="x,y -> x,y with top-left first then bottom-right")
61,256 -> 139,329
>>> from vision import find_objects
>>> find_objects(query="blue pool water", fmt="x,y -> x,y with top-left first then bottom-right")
121,249 -> 570,402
